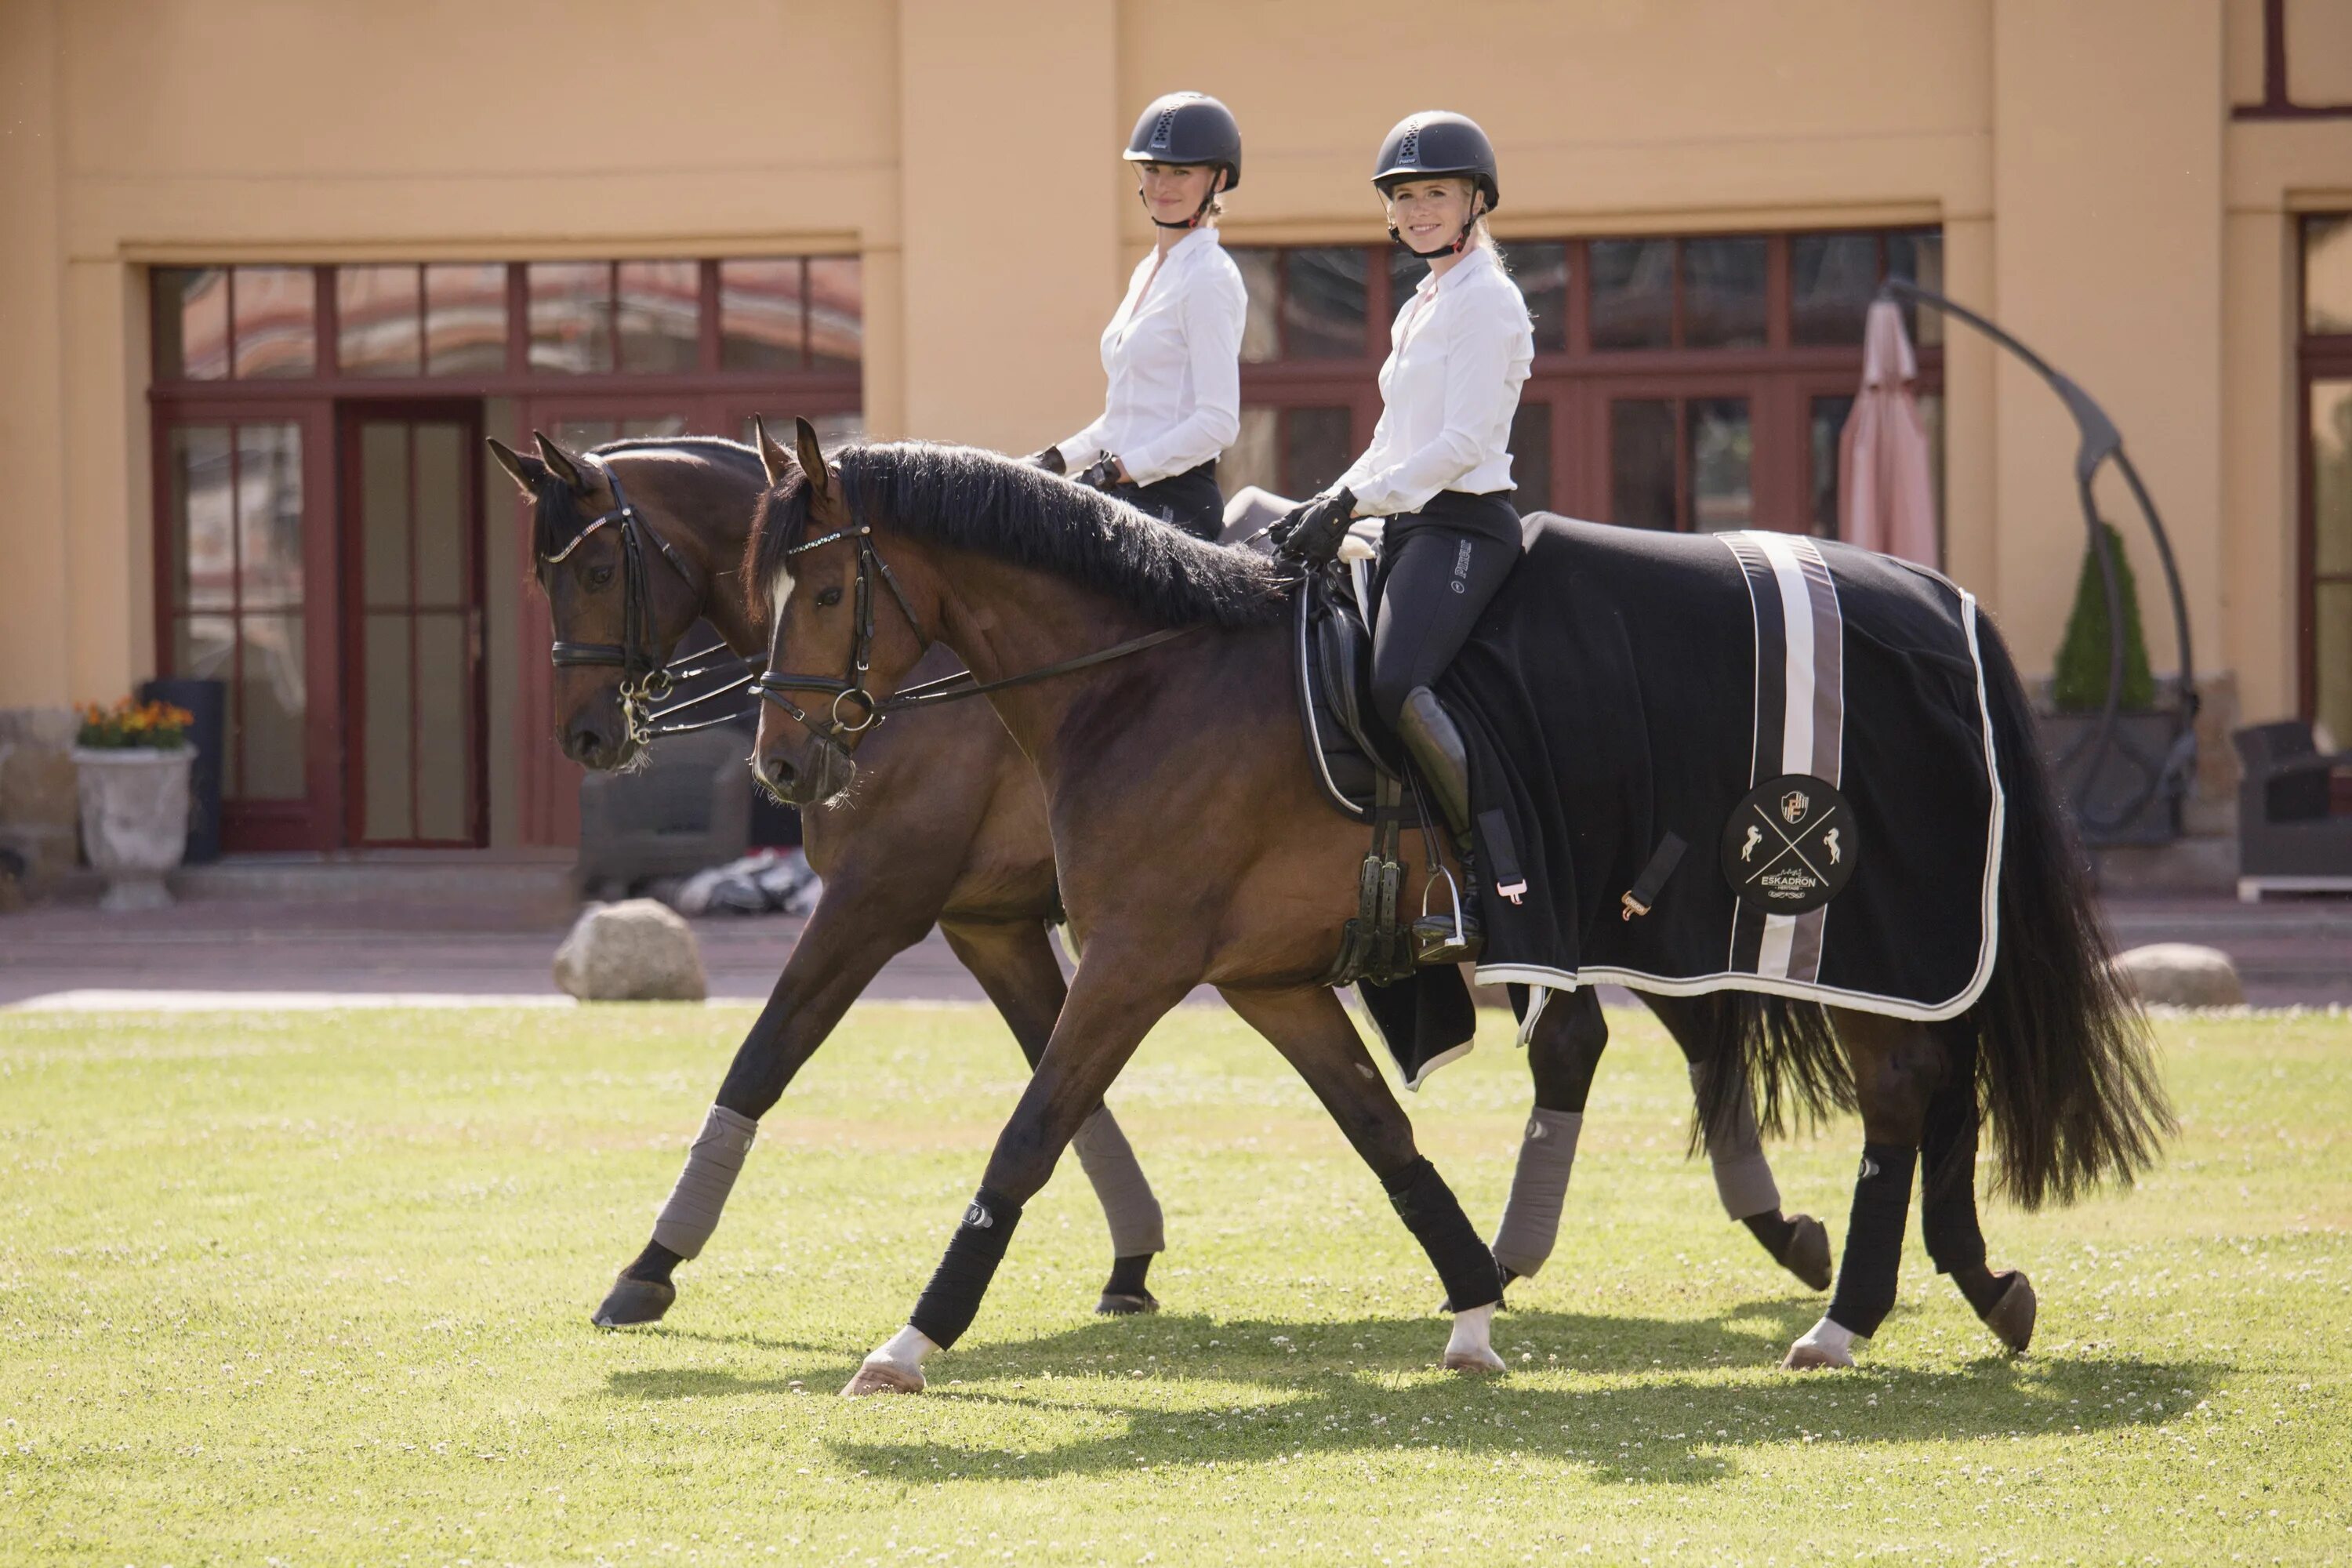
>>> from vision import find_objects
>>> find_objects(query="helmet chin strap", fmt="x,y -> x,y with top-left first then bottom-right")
1388,190 -> 1486,259
1139,171 -> 1224,231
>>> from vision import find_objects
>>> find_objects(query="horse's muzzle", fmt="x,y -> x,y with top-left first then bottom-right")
760,737 -> 855,806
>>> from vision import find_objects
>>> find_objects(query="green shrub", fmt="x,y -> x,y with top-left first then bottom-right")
2052,520 -> 2156,713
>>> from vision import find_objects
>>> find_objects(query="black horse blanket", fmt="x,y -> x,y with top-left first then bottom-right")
1342,517 -> 2005,1086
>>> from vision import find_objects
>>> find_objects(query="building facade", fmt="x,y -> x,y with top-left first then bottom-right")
2,0 -> 2347,851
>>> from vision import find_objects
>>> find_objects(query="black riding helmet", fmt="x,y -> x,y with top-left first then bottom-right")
1123,92 -> 1242,229
1371,111 -> 1499,257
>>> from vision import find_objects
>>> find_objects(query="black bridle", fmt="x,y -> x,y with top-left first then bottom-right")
751,514 -> 1192,748
543,452 -> 761,748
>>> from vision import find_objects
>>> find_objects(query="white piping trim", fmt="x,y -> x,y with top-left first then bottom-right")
1295,590 -> 1370,821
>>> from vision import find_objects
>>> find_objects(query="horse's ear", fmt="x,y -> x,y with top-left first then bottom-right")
532,430 -> 587,493
793,417 -> 831,503
753,416 -> 795,489
485,437 -> 542,499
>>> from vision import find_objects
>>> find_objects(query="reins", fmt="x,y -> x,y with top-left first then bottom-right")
542,452 -> 765,748
751,517 -> 1197,746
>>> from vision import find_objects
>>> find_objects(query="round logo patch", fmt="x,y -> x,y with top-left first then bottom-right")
1719,773 -> 1857,914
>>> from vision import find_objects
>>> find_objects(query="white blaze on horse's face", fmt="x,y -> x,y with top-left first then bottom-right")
768,563 -> 797,626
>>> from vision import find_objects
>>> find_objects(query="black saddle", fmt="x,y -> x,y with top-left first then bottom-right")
1295,550 -> 1395,821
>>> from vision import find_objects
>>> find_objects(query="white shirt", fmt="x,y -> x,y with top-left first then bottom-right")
1337,245 -> 1534,516
1057,228 -> 1248,487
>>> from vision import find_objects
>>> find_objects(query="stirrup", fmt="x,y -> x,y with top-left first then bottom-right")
1413,866 -> 1483,965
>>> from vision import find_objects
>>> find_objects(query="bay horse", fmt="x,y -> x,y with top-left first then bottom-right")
742,422 -> 2169,1393
493,431 -> 1831,1337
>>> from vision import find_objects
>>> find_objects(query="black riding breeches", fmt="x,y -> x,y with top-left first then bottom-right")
1370,519 -> 1519,728
1105,459 -> 1224,541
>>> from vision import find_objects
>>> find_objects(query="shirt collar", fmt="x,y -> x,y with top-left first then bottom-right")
1417,243 -> 1497,297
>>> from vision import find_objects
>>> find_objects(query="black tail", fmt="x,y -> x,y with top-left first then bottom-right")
1693,612 -> 2172,1206
1956,614 -> 2172,1207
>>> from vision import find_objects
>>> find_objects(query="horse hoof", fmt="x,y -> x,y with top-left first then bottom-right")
1780,1213 -> 1833,1292
1980,1270 -> 2036,1354
841,1360 -> 926,1398
590,1276 -> 676,1329
1442,1348 -> 1507,1375
1095,1290 -> 1160,1316
1780,1340 -> 1853,1371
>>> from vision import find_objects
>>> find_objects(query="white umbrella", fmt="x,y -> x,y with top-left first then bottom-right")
1838,299 -> 1940,565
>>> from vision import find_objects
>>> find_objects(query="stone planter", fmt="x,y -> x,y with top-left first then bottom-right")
2038,710 -> 2184,848
71,747 -> 194,911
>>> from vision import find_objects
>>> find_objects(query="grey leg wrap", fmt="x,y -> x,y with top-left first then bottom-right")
1490,1108 -> 1582,1278
1070,1107 -> 1165,1256
1691,1061 -> 1780,1221
650,1105 -> 759,1260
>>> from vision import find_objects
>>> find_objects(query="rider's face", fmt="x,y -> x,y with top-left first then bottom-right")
1137,161 -> 1220,224
1384,177 -> 1476,249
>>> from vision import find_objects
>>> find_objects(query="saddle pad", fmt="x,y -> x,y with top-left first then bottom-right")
1455,517 -> 2002,1020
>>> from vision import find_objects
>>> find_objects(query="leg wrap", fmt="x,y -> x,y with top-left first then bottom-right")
1071,1108 -> 1165,1257
1490,1109 -> 1582,1279
908,1188 -> 1024,1350
1690,1061 -> 1780,1221
1383,1156 -> 1501,1312
1918,1076 -> 1989,1278
1826,1142 -> 1917,1338
649,1105 -> 758,1260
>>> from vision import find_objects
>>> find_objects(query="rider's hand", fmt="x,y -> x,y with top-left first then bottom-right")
1026,445 -> 1068,475
1074,456 -> 1123,492
1275,488 -> 1357,564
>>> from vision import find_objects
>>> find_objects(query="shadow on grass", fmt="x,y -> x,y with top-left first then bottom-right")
601,1298 -> 2225,1487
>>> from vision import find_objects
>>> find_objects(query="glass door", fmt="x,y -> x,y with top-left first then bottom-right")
340,403 -> 487,847
1597,388 -> 1758,533
2310,376 -> 2352,744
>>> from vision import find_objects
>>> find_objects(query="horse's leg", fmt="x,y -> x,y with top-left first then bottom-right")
1221,985 -> 1506,1374
938,916 -> 1167,1315
1918,1029 -> 2037,1352
1642,994 -> 1832,1291
1784,1010 -> 1950,1369
844,954 -> 1192,1396
590,873 -> 936,1327
1490,986 -> 1606,1285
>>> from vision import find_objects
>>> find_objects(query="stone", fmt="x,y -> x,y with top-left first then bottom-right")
0,706 -> 85,887
554,898 -> 708,1002
2112,942 -> 2245,1008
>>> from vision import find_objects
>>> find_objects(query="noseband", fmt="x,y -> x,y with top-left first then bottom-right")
543,452 -> 761,747
753,517 -> 1193,750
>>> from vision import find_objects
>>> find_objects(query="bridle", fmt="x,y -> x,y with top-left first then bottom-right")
751,510 -> 1193,750
543,452 -> 761,748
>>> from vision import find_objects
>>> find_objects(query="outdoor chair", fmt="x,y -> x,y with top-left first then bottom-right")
2232,720 -> 2352,899
575,725 -> 753,899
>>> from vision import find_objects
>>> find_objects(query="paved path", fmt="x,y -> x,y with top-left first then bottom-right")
3,893 -> 2346,1009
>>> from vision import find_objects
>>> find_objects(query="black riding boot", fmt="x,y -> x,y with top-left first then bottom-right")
1396,686 -> 1483,964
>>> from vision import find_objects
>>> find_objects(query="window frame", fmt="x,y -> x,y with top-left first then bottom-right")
2298,212 -> 2352,725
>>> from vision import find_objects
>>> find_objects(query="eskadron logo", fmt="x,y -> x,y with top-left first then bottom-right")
964,1201 -> 993,1229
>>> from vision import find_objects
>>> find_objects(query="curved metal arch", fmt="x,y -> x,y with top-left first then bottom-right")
1878,278 -> 2198,844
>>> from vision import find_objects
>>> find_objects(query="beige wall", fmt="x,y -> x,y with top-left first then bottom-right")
1,0 -> 2343,750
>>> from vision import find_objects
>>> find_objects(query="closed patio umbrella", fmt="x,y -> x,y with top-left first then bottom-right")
1838,298 -> 1940,565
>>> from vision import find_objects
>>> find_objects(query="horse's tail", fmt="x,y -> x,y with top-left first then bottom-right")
1958,612 -> 2173,1208
1691,609 -> 2172,1205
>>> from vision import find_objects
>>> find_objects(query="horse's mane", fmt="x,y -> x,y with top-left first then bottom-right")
530,437 -> 767,561
745,440 -> 1290,630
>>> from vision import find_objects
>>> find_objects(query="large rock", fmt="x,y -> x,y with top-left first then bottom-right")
554,899 -> 708,1002
2113,942 -> 2245,1008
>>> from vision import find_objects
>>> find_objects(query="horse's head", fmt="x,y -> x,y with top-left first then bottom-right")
744,417 -> 933,807
491,431 -> 713,771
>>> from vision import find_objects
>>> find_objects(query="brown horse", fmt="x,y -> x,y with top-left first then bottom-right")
492,433 -> 1171,1323
495,431 -> 1830,1338
744,423 -> 2169,1392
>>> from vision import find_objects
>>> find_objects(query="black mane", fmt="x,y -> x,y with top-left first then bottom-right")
532,437 -> 767,561
746,441 -> 1290,630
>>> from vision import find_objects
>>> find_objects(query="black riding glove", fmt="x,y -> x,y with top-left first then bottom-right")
1275,487 -> 1357,564
1073,456 -> 1123,492
1026,445 -> 1067,475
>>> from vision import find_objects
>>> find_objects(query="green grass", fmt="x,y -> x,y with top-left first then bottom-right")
2,1000 -> 2347,1565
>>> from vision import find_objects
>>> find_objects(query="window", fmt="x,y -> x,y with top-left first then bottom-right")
1229,229 -> 1941,539
149,256 -> 865,852
2303,214 -> 2352,739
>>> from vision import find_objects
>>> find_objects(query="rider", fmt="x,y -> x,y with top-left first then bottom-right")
1030,91 -> 1248,542
1277,111 -> 1534,960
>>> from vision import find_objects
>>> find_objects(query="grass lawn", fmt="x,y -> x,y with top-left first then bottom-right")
2,998 -> 2347,1565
